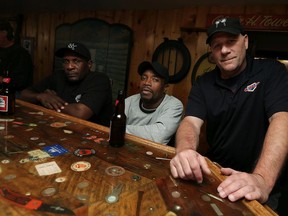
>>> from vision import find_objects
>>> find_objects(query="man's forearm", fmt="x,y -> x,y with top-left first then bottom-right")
19,89 -> 41,104
175,116 -> 203,153
253,112 -> 288,191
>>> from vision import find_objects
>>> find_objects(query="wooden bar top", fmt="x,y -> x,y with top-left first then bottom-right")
0,99 -> 277,216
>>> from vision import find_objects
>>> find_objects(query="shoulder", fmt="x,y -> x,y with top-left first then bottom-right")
250,57 -> 287,73
88,71 -> 110,80
162,95 -> 183,108
125,94 -> 140,103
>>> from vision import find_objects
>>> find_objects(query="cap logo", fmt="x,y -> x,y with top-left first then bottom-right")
67,43 -> 77,50
215,18 -> 227,28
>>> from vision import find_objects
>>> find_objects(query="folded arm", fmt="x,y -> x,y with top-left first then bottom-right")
20,89 -> 93,120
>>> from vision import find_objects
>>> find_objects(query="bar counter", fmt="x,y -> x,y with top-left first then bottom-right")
0,99 -> 277,216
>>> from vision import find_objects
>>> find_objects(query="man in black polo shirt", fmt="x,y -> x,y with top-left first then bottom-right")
170,18 -> 288,210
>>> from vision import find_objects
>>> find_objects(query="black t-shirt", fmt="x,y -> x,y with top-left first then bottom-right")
28,70 -> 113,126
186,56 -> 288,172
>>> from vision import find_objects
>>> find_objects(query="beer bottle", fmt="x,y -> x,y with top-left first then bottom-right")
109,90 -> 126,147
0,70 -> 15,115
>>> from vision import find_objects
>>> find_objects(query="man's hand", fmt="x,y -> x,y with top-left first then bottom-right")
170,149 -> 211,183
217,168 -> 270,203
36,89 -> 68,112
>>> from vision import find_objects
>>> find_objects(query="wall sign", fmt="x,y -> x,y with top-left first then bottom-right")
207,14 -> 288,31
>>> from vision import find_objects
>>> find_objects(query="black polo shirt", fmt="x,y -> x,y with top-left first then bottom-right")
186,56 -> 288,172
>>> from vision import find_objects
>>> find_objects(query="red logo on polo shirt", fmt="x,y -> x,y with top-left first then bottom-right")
244,82 -> 260,92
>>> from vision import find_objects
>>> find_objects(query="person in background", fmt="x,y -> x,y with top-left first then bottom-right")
0,21 -> 33,95
125,61 -> 183,145
170,18 -> 288,211
20,42 -> 113,126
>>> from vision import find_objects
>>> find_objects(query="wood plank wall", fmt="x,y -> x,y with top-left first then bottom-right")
7,5 -> 288,108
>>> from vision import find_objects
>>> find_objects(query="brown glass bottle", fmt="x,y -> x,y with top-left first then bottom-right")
109,90 -> 127,147
0,70 -> 15,115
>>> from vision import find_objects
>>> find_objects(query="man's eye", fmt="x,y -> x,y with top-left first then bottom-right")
73,59 -> 82,64
152,77 -> 160,82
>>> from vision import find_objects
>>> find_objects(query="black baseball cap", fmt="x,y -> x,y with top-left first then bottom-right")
138,61 -> 169,83
55,42 -> 91,61
206,18 -> 244,44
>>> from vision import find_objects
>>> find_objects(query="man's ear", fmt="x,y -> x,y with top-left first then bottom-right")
88,60 -> 93,69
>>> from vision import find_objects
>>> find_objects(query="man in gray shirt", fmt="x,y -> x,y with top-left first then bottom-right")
125,61 -> 183,145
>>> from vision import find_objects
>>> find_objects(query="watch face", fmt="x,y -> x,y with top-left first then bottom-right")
191,52 -> 216,85
73,148 -> 96,157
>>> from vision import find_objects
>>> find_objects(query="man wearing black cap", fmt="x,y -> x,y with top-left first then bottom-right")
0,21 -> 33,94
125,61 -> 183,145
20,42 -> 113,126
170,18 -> 288,210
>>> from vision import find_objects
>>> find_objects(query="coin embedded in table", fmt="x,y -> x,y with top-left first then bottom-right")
105,166 -> 125,176
143,163 -> 151,169
41,187 -> 58,196
30,137 -> 39,141
74,148 -> 96,157
131,175 -> 141,181
4,174 -> 16,180
1,159 -> 10,164
146,151 -> 153,155
77,181 -> 90,189
50,122 -> 67,128
171,191 -> 181,198
76,194 -> 89,201
105,195 -> 118,203
71,161 -> 91,172
55,176 -> 67,183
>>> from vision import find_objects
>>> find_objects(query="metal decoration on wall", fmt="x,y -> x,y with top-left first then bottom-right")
152,38 -> 191,84
191,52 -> 216,85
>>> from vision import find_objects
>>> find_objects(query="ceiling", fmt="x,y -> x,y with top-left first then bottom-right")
2,0 -> 287,13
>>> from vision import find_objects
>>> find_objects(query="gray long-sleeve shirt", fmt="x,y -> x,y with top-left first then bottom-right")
125,94 -> 183,144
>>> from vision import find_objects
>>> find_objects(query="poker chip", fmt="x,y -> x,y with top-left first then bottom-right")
71,161 -> 91,172
74,148 -> 96,157
105,166 -> 125,176
41,187 -> 58,196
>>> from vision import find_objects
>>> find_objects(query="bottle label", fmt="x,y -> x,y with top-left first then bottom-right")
2,78 -> 11,84
0,95 -> 8,112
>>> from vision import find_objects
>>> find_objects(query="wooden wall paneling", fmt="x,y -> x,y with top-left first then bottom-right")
94,11 -> 117,24
127,10 -> 158,96
21,5 -> 288,109
244,5 -> 286,14
33,14 -> 51,83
